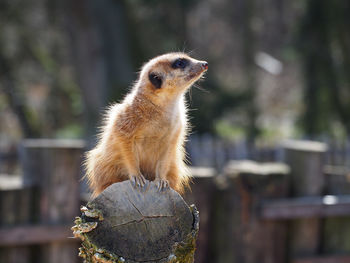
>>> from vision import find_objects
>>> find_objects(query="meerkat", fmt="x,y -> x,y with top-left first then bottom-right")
84,52 -> 208,197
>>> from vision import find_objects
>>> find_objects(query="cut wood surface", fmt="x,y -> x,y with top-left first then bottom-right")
73,180 -> 199,263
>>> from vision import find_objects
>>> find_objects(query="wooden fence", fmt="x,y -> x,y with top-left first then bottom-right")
1,137 -> 350,262
0,139 -> 84,263
186,134 -> 350,168
185,139 -> 350,263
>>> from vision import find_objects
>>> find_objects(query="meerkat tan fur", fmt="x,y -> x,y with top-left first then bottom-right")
84,53 -> 208,197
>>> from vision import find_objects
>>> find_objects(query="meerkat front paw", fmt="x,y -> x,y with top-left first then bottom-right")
155,179 -> 170,192
130,174 -> 147,189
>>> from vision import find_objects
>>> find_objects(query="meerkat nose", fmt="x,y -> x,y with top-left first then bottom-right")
201,62 -> 208,70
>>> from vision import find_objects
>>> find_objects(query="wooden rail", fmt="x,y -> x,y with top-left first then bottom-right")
0,224 -> 75,246
293,255 -> 350,263
260,195 -> 350,219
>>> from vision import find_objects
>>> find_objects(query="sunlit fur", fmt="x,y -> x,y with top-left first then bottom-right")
84,52 -> 207,197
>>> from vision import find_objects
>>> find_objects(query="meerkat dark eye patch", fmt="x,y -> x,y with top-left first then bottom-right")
149,72 -> 163,89
172,58 -> 189,69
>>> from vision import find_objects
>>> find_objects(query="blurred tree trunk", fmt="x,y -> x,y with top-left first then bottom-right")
0,56 -> 38,138
242,0 -> 258,144
326,1 -> 350,134
299,0 -> 333,135
299,0 -> 350,136
64,0 -> 133,143
64,0 -> 107,142
232,0 -> 258,143
0,1 -> 44,138
90,0 -> 134,100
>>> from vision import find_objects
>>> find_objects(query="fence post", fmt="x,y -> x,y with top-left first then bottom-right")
323,165 -> 350,255
184,167 -> 217,263
282,140 -> 327,259
214,160 -> 289,263
20,139 -> 85,263
0,175 -> 33,263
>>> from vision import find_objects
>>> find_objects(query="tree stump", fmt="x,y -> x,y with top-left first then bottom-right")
72,180 -> 199,263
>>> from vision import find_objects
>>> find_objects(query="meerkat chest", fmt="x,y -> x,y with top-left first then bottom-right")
135,111 -> 181,157
134,125 -> 176,176
137,115 -> 180,146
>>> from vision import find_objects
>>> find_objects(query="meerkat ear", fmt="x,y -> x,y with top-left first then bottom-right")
148,72 -> 163,89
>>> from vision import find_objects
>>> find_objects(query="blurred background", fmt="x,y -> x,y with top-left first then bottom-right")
1,0 -> 350,262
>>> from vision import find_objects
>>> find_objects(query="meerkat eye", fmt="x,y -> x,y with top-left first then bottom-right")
149,72 -> 163,89
172,58 -> 189,69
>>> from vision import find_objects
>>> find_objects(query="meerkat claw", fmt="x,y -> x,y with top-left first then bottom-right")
130,175 -> 146,190
156,179 -> 169,192
130,176 -> 136,187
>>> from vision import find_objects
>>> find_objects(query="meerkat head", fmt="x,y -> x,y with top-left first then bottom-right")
137,53 -> 208,101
